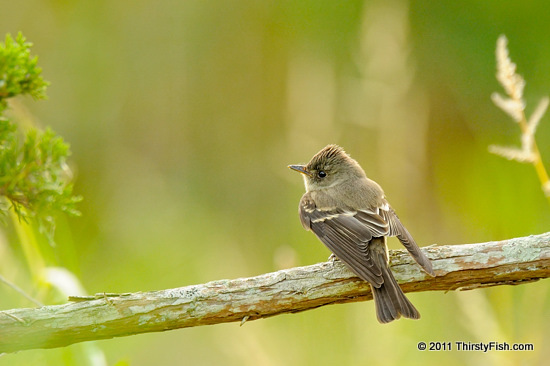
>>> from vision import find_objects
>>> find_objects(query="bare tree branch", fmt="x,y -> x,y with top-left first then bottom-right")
1,232 -> 549,353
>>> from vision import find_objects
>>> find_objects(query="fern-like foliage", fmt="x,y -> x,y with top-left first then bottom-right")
0,33 -> 81,241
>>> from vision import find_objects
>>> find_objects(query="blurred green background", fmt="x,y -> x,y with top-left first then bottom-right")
1,0 -> 549,365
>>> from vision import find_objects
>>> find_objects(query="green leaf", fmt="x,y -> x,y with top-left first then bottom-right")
0,32 -> 49,113
0,33 -> 80,244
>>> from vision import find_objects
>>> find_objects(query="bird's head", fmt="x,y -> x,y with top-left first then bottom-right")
289,144 -> 366,191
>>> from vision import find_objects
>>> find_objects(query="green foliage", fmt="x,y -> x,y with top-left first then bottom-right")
0,120 -> 81,237
0,33 -> 48,113
0,33 -> 80,241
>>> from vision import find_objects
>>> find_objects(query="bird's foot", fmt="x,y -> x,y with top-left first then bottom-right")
328,253 -> 339,263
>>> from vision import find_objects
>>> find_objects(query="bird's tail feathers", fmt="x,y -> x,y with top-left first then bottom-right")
370,238 -> 420,323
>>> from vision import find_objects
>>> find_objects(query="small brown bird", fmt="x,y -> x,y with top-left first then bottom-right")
289,144 -> 434,323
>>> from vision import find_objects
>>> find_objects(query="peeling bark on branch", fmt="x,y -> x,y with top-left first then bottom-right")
1,233 -> 549,353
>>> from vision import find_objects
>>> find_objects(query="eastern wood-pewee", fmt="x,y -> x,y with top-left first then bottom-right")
289,144 -> 435,323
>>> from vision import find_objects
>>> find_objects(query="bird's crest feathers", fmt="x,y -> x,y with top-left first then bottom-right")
307,144 -> 350,170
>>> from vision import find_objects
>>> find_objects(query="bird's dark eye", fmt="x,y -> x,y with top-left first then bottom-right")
318,170 -> 327,178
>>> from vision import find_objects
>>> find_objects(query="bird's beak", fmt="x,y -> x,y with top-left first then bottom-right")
288,164 -> 312,176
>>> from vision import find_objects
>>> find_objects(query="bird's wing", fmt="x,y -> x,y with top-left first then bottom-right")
299,196 -> 390,286
379,204 -> 435,275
